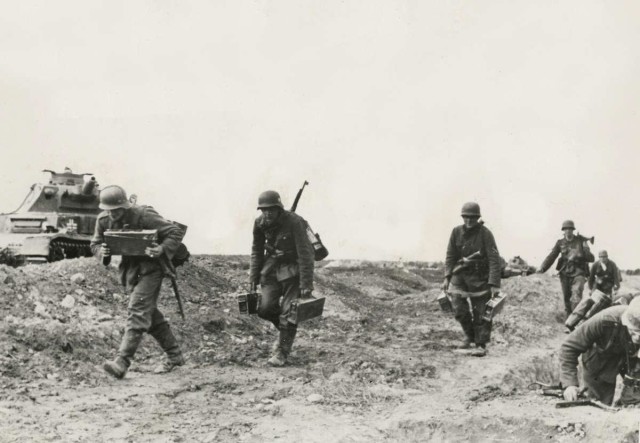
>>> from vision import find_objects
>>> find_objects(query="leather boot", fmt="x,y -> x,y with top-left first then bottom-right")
104,329 -> 143,379
268,325 -> 297,367
149,322 -> 185,374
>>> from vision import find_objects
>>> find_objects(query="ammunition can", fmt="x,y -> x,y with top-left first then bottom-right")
238,292 -> 260,315
437,292 -> 452,312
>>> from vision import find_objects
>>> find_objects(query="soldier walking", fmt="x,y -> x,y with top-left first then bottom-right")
537,220 -> 594,316
91,185 -> 185,379
443,202 -> 502,357
249,190 -> 315,366
588,250 -> 621,296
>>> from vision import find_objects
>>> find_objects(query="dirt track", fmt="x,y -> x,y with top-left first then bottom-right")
0,257 -> 639,442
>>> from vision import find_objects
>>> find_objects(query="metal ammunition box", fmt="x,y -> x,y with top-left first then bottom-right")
481,292 -> 508,322
437,292 -> 452,312
238,292 -> 260,314
104,229 -> 157,256
288,296 -> 325,323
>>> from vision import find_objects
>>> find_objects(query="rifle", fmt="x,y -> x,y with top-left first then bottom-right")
159,255 -> 185,320
291,180 -> 309,212
451,251 -> 482,275
529,382 -> 619,411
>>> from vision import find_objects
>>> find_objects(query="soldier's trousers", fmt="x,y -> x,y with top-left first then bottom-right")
450,292 -> 492,345
258,276 -> 301,330
118,267 -> 181,363
560,275 -> 586,315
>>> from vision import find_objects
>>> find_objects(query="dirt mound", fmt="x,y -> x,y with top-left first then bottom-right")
1,256 -> 639,442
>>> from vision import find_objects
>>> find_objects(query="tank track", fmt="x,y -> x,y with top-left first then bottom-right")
48,238 -> 93,262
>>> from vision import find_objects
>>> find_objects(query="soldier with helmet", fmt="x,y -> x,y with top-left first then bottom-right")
538,220 -> 594,316
443,202 -> 502,357
90,185 -> 185,379
560,297 -> 640,405
250,190 -> 315,366
588,250 -> 621,297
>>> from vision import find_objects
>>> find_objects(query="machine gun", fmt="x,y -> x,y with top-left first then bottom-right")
528,381 -> 619,411
451,251 -> 482,275
576,233 -> 595,245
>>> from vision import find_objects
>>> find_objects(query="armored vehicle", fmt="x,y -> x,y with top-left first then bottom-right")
0,169 -> 102,264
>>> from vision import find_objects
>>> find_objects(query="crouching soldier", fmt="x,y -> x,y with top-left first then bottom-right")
588,250 -> 621,296
443,202 -> 502,357
560,297 -> 640,406
250,190 -> 315,366
91,185 -> 185,379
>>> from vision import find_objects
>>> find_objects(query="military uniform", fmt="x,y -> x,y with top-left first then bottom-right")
560,306 -> 639,405
539,236 -> 594,315
91,205 -> 184,373
250,210 -> 314,361
444,223 -> 501,346
588,259 -> 620,295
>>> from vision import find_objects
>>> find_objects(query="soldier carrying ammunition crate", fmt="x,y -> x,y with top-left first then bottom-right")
90,185 -> 186,379
442,202 -> 502,357
249,190 -> 315,366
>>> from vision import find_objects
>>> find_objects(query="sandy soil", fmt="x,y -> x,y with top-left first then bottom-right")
0,256 -> 638,442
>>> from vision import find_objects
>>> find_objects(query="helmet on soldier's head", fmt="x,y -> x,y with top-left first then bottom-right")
561,220 -> 576,231
622,297 -> 640,331
257,190 -> 284,210
99,185 -> 132,210
461,202 -> 481,217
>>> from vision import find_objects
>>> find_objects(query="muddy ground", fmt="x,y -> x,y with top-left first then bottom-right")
0,256 -> 639,442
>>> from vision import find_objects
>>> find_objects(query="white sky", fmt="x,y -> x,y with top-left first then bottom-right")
1,1 -> 639,267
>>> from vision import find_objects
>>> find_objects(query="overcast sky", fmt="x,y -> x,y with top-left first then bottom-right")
1,1 -> 639,268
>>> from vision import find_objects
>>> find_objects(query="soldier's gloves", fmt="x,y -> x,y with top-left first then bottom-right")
300,289 -> 313,298
563,385 -> 580,401
100,243 -> 111,258
490,286 -> 500,298
442,277 -> 450,292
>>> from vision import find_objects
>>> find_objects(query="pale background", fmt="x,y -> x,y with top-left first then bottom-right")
0,1 -> 638,267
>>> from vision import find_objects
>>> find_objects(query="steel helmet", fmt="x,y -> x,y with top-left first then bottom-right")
622,296 -> 640,330
561,220 -> 576,231
257,190 -> 284,209
461,202 -> 481,217
99,185 -> 132,210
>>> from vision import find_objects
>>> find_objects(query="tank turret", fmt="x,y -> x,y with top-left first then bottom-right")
0,169 -> 102,264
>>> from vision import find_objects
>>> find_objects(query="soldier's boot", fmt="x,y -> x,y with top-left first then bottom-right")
149,322 -> 185,374
268,325 -> 297,367
470,343 -> 487,357
456,337 -> 474,349
103,330 -> 143,379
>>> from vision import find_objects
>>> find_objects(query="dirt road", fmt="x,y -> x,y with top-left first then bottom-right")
0,257 -> 638,442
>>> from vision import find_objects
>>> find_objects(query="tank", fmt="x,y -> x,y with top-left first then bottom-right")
0,169 -> 102,264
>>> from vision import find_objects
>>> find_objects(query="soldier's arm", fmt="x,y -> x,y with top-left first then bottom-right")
583,244 -> 595,263
90,214 -> 110,264
484,228 -> 501,288
539,242 -> 561,273
293,217 -> 315,291
588,263 -> 597,290
141,207 -> 182,259
444,228 -> 458,279
612,262 -> 621,288
249,219 -> 265,286
559,314 -> 609,388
